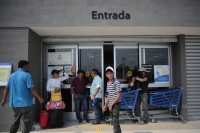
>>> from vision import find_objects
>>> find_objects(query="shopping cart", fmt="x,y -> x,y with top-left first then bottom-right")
105,89 -> 142,125
148,88 -> 186,124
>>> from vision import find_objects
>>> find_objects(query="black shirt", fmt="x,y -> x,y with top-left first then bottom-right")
138,75 -> 149,93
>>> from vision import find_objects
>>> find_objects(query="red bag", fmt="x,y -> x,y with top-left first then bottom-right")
46,101 -> 66,110
39,110 -> 49,128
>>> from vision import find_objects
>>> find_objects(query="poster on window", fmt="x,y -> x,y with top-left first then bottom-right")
154,65 -> 169,82
0,62 -> 12,86
48,52 -> 72,65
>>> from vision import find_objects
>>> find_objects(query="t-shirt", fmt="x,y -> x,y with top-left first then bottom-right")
90,75 -> 102,98
46,72 -> 69,92
138,75 -> 149,92
106,78 -> 121,106
71,77 -> 88,94
7,68 -> 34,107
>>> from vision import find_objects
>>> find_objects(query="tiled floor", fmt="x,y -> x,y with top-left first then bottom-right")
30,119 -> 200,133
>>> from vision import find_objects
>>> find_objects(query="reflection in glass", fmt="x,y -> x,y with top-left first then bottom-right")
79,49 -> 102,82
141,48 -> 168,65
116,48 -> 139,83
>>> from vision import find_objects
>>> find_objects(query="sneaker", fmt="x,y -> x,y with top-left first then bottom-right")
132,119 -> 138,122
78,120 -> 82,123
91,122 -> 100,125
86,119 -> 90,123
144,120 -> 148,124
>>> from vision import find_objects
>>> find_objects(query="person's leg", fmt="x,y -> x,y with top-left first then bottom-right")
112,102 -> 121,133
10,107 -> 21,133
142,92 -> 149,123
135,92 -> 142,117
74,95 -> 81,121
93,98 -> 101,123
81,94 -> 88,120
21,107 -> 32,133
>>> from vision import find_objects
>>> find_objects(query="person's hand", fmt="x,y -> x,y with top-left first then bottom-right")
103,105 -> 107,111
38,97 -> 44,103
54,87 -> 60,92
1,99 -> 6,107
74,94 -> 78,99
60,69 -> 64,73
91,96 -> 95,101
109,105 -> 113,112
130,82 -> 134,87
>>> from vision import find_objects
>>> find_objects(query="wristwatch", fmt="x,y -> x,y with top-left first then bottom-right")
93,95 -> 96,97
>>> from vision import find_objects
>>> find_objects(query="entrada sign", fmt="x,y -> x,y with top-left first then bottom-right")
92,11 -> 130,20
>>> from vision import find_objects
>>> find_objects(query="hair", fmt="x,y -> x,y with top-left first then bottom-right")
51,69 -> 59,75
77,69 -> 84,74
18,60 -> 29,68
92,69 -> 99,75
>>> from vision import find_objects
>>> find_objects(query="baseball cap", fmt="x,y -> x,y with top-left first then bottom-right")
138,67 -> 146,72
105,66 -> 114,73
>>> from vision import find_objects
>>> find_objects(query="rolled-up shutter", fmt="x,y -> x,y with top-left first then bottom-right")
185,36 -> 200,120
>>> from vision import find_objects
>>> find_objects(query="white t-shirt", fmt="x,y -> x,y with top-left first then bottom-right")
46,72 -> 69,92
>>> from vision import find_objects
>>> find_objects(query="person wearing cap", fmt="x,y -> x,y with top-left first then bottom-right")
135,67 -> 149,124
90,69 -> 104,125
70,69 -> 90,123
46,69 -> 69,92
103,66 -> 122,133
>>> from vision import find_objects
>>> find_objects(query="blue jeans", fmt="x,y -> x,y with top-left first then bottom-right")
74,94 -> 88,120
93,98 -> 104,123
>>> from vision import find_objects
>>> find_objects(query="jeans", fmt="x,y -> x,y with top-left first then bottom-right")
10,106 -> 32,133
135,92 -> 149,120
74,94 -> 88,120
111,102 -> 121,133
93,98 -> 104,123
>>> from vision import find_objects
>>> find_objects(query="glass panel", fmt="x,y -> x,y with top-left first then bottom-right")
142,48 -> 168,65
47,48 -> 76,84
79,49 -> 102,82
116,48 -> 139,83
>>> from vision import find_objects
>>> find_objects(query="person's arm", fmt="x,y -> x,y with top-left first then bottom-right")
59,69 -> 69,81
136,76 -> 147,82
30,88 -> 44,103
1,86 -> 9,107
70,79 -> 78,99
91,87 -> 100,100
46,79 -> 53,92
103,94 -> 110,111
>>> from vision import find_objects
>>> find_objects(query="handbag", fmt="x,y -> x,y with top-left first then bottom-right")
46,101 -> 66,110
50,91 -> 62,102
39,110 -> 49,128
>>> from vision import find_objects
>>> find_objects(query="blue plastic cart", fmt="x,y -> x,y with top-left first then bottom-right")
105,89 -> 142,125
148,88 -> 186,124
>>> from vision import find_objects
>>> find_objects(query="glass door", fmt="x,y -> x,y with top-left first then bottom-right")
78,46 -> 104,114
45,44 -> 78,120
139,44 -> 171,87
114,45 -> 139,88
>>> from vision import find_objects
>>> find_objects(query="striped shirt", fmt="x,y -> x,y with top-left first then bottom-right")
106,78 -> 121,106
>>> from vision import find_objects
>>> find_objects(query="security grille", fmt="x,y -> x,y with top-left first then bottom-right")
185,36 -> 200,120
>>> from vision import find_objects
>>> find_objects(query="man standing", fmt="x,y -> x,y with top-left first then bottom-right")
90,69 -> 103,125
1,60 -> 44,133
70,70 -> 89,123
135,67 -> 149,124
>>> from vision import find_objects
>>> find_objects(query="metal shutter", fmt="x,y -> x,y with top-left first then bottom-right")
185,36 -> 200,120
